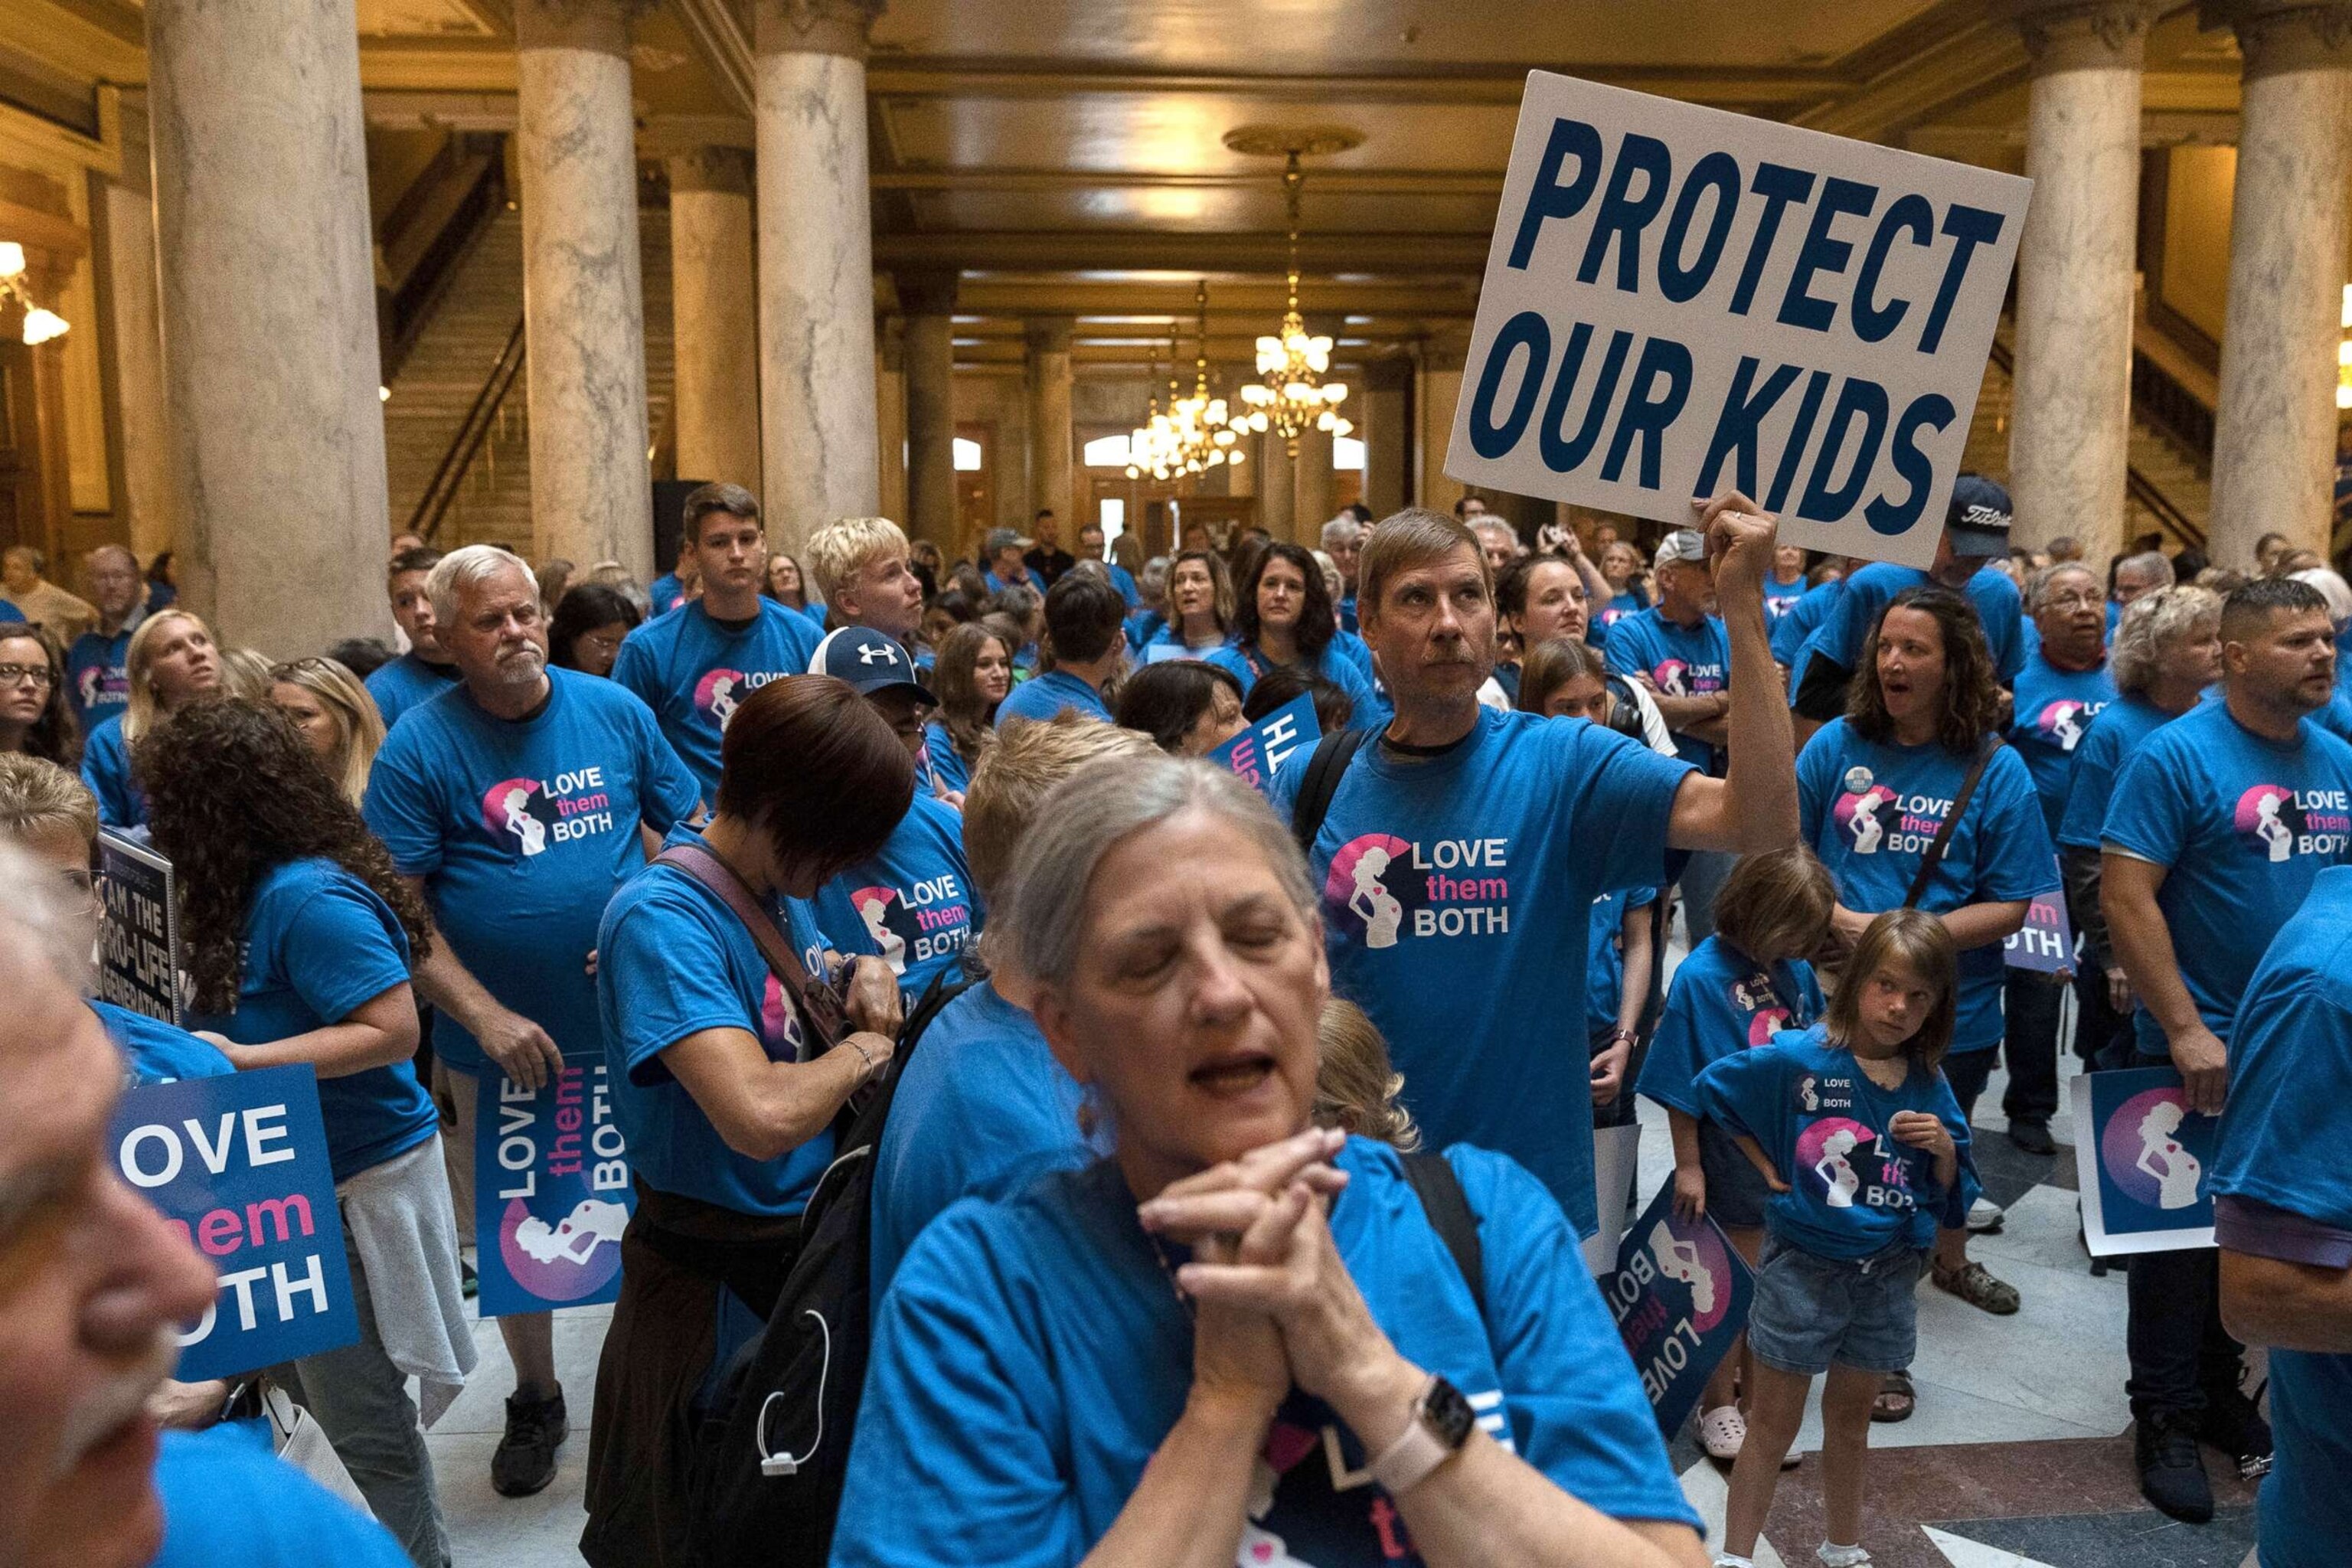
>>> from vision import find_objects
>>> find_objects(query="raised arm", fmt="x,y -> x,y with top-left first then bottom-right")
1666,492 -> 1798,855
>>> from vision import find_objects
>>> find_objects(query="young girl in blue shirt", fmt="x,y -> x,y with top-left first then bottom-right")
1697,908 -> 1976,1568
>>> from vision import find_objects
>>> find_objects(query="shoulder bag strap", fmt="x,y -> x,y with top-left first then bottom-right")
1399,1152 -> 1486,1315
1289,727 -> 1374,858
1901,734 -> 2003,910
655,842 -> 848,1051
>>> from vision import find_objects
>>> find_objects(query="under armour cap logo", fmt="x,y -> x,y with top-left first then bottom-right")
858,643 -> 893,665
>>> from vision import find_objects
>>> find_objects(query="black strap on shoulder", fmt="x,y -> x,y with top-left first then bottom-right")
1399,1152 -> 1485,1315
1289,727 -> 1374,858
1903,733 -> 2003,910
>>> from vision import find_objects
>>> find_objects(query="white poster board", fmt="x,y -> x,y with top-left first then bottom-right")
1447,72 -> 2031,568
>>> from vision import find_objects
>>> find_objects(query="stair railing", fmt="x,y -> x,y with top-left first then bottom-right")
408,315 -> 526,543
1984,333 -> 2207,554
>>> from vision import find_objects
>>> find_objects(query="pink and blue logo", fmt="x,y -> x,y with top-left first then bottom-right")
495,1196 -> 626,1302
1652,659 -> 1691,697
1647,1210 -> 1736,1332
2035,699 -> 2092,753
1795,1116 -> 1878,1205
2099,1086 -> 2204,1212
1325,833 -> 1415,949
479,777 -> 555,857
2233,783 -> 2301,863
694,668 -> 750,726
1746,1006 -> 1791,1047
1832,786 -> 1898,853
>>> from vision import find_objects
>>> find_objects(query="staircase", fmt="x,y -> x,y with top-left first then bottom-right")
382,204 -> 677,557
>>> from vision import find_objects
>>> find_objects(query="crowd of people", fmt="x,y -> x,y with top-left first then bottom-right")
5,472 -> 2351,1568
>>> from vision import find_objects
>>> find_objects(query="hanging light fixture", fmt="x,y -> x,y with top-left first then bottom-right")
1162,281 -> 1248,476
1232,148 -> 1351,456
0,241 -> 69,346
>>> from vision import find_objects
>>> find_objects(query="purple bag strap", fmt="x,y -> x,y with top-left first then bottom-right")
654,842 -> 846,1051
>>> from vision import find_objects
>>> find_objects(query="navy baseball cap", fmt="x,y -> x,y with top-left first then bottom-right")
809,627 -> 932,704
1944,475 -> 2013,559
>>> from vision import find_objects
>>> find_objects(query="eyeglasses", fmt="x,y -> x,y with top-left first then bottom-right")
0,663 -> 53,688
2045,592 -> 2104,612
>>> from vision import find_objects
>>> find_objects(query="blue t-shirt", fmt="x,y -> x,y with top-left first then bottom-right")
152,1419 -> 411,1568
1772,577 -> 1844,685
1803,562 -> 2024,688
814,792 -> 979,998
2100,700 -> 2352,1054
1636,936 -> 1824,1118
1696,1025 -> 1977,1258
2006,652 -> 2118,837
1763,572 -> 1808,622
1207,642 -> 1386,731
363,669 -> 701,1074
1797,720 -> 2056,1052
1596,590 -> 1645,632
1145,621 -> 1232,659
1583,884 -> 1657,1037
362,652 -> 461,732
1270,707 -> 1693,1235
596,825 -> 837,1216
2318,689 -> 2352,745
1106,563 -> 1139,609
992,668 -> 1111,729
183,858 -> 434,1184
923,722 -> 975,796
66,620 -> 136,728
93,999 -> 232,1086
1338,593 -> 1358,633
2056,693 -> 2179,852
1604,607 -> 1731,771
612,599 -> 822,802
837,1138 -> 1698,1566
2209,867 -> 2352,1568
0,598 -> 21,623
1331,627 -> 1377,681
80,714 -> 142,828
649,571 -> 688,614
869,978 -> 1096,1300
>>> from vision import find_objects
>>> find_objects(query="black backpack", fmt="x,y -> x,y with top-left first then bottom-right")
682,966 -> 979,1568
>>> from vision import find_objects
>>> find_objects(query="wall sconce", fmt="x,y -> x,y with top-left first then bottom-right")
0,241 -> 70,346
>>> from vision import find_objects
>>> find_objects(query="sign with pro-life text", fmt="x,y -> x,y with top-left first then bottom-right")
472,1064 -> 635,1317
2072,1067 -> 2216,1257
1602,1179 -> 1755,1439
1207,692 -> 1320,798
98,829 -> 182,1024
112,1065 -> 358,1380
2004,890 -> 2076,975
1449,72 -> 2031,567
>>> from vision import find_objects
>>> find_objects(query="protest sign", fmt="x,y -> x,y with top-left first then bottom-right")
1581,1122 -> 1642,1276
2072,1066 -> 2216,1256
112,1064 -> 358,1380
98,829 -> 182,1024
1602,1180 -> 1755,1438
1207,692 -> 1320,797
2004,890 -> 2075,975
1448,72 -> 2031,567
473,1063 -> 635,1317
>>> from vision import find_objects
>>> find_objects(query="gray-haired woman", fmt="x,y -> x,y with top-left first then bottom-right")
831,756 -> 1707,1568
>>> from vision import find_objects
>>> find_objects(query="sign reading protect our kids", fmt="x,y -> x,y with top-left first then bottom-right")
2072,1067 -> 2219,1257
1448,73 -> 2032,568
1603,1181 -> 1756,1439
472,1064 -> 635,1317
112,1065 -> 359,1380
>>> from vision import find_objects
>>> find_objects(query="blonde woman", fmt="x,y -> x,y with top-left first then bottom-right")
270,655 -> 388,806
80,606 -> 221,827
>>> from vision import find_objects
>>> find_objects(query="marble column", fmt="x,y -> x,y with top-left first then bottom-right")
101,105 -> 175,566
514,0 -> 652,576
756,0 -> 882,552
146,0 -> 392,653
1256,427 -> 1296,541
875,318 -> 908,525
1417,337 -> 1468,515
901,273 -> 959,555
2007,2 -> 2151,562
2207,1 -> 2352,566
1293,416 -> 1335,543
1025,316 -> 1076,529
668,146 -> 763,492
1359,356 -> 1413,518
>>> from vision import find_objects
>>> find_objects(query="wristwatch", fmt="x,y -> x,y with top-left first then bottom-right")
1368,1374 -> 1475,1497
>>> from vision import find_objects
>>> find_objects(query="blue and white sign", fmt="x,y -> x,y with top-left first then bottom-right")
2004,890 -> 2075,975
1207,692 -> 1320,797
2071,1067 -> 2217,1256
1449,72 -> 2032,568
472,1064 -> 635,1317
112,1065 -> 358,1380
1602,1179 -> 1756,1438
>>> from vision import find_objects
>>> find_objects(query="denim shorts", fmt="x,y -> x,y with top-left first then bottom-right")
1745,1232 -> 1925,1376
1697,1119 -> 1775,1231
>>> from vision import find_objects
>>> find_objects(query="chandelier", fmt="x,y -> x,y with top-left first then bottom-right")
0,243 -> 69,345
1125,284 -> 1250,482
1235,151 -> 1350,456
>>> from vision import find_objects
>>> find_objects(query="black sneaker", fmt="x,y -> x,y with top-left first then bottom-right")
2199,1386 -> 2275,1480
2007,1118 -> 2056,1156
492,1387 -> 567,1498
2135,1412 -> 2213,1524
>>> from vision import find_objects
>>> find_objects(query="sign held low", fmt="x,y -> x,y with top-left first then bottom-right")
1448,72 -> 2031,568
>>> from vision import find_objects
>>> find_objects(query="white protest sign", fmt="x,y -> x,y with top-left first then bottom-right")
1448,72 -> 2031,568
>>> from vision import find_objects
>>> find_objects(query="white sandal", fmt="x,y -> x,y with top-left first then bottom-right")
1699,1404 -> 1746,1460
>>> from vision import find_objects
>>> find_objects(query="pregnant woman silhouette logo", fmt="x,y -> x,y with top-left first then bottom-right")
2074,1067 -> 2219,1256
1324,834 -> 1415,949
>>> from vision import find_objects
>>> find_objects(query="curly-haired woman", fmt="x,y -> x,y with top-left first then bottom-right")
139,698 -> 471,1567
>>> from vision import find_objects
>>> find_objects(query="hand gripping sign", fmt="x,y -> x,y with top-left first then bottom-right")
1449,72 -> 2030,568
2072,1066 -> 2217,1257
112,1065 -> 360,1380
473,1064 -> 636,1317
1603,1179 -> 1756,1439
